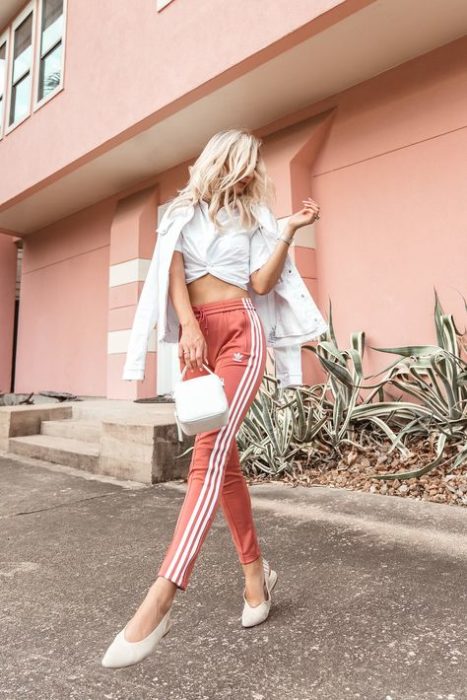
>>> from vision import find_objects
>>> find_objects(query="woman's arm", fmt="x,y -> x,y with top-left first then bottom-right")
168,251 -> 208,371
251,197 -> 320,295
250,222 -> 296,295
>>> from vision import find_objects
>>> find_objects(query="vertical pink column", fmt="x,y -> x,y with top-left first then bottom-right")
107,186 -> 159,400
0,234 -> 20,393
262,113 -> 334,385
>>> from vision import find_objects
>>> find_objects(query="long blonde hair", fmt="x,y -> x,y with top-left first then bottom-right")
163,128 -> 276,232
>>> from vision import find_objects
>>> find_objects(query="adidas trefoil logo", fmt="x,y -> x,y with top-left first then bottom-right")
233,352 -> 244,362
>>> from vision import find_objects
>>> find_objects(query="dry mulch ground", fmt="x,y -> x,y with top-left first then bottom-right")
245,437 -> 467,507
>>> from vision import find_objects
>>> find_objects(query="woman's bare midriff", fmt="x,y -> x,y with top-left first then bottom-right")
186,273 -> 249,306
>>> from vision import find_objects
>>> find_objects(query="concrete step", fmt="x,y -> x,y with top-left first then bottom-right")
8,434 -> 100,473
66,399 -> 176,424
41,419 -> 101,442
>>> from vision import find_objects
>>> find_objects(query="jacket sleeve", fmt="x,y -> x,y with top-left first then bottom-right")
121,232 -> 161,381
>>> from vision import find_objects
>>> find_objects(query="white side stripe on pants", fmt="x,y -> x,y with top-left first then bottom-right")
164,298 -> 264,587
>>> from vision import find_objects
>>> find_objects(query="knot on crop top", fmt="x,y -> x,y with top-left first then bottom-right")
173,200 -> 270,291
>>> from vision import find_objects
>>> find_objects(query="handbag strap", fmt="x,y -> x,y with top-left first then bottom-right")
180,360 -> 215,380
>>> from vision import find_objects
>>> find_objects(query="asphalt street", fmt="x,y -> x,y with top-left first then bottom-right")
1,453 -> 466,700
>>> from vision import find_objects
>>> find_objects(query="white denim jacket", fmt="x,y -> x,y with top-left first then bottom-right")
122,201 -> 328,387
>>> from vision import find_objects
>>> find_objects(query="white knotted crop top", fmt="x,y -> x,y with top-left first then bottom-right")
173,199 -> 271,290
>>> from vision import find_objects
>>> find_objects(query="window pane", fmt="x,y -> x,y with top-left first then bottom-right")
9,72 -> 30,125
41,0 -> 63,55
38,41 -> 62,100
13,13 -> 33,83
0,42 -> 6,96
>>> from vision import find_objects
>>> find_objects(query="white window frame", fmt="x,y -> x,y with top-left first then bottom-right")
156,0 -> 176,11
32,0 -> 68,112
4,0 -> 36,135
0,28 -> 10,139
1,0 -> 67,137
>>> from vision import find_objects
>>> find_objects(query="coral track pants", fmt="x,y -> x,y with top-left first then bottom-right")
157,296 -> 267,591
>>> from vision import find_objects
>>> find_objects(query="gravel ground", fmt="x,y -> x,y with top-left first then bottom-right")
245,437 -> 467,508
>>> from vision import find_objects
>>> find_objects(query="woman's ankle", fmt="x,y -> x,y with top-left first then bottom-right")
242,555 -> 264,582
151,576 -> 177,609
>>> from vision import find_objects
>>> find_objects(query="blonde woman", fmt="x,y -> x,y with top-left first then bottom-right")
102,128 -> 320,668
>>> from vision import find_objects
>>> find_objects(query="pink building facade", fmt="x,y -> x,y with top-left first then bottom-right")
1,0 -> 466,400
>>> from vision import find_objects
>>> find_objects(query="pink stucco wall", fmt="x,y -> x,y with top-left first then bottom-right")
0,0 -> 348,207
309,36 -> 467,369
0,234 -> 17,393
144,37 -> 467,386
15,202 -> 114,395
10,34 -> 467,396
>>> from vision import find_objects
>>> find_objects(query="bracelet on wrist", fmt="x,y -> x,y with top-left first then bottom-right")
279,234 -> 293,246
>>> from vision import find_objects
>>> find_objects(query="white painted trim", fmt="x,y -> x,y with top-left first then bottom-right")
109,257 -> 150,288
108,328 -> 157,355
156,0 -> 175,11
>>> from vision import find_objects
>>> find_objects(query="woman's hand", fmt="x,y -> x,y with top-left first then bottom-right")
178,319 -> 209,372
288,197 -> 320,232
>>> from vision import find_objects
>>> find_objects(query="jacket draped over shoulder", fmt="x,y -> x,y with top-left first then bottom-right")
122,200 -> 328,387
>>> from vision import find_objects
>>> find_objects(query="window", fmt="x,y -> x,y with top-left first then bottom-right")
1,0 -> 67,137
8,4 -> 34,128
0,32 -> 8,137
37,0 -> 64,102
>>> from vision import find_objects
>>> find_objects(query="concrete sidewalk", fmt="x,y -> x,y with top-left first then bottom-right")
1,453 -> 466,700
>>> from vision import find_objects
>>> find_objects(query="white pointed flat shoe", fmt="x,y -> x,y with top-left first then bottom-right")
101,608 -> 172,668
241,558 -> 278,628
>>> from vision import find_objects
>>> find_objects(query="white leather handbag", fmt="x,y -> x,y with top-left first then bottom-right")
173,362 -> 229,436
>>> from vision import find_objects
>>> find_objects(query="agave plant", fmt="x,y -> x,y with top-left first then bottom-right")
361,289 -> 467,479
236,371 -> 307,476
238,289 -> 466,481
303,300 -> 436,463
